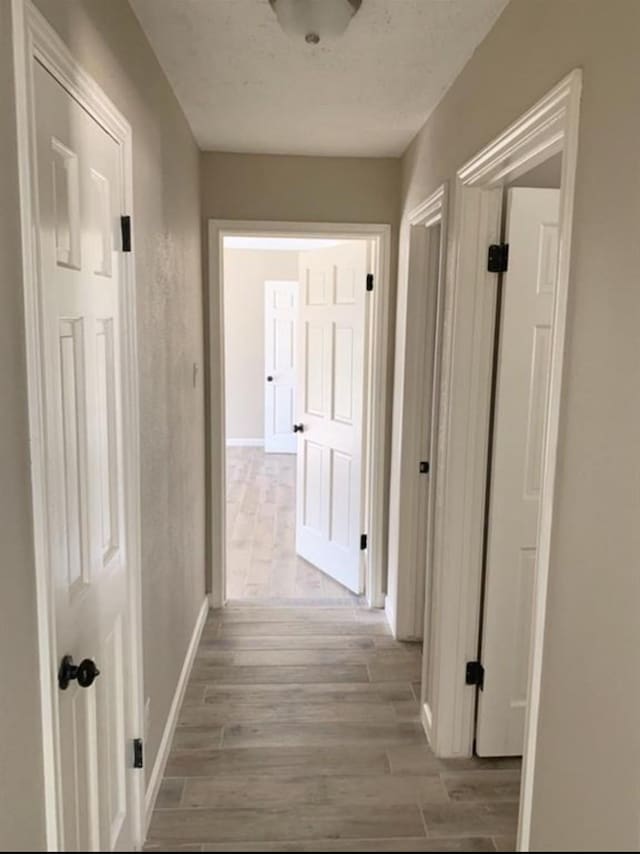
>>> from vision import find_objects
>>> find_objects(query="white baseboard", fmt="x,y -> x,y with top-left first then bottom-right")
384,594 -> 397,638
226,438 -> 264,447
421,701 -> 434,748
208,590 -> 223,610
144,597 -> 209,833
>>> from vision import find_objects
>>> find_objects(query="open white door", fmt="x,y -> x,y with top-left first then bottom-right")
476,188 -> 560,757
295,241 -> 368,593
264,280 -> 298,453
34,60 -> 137,848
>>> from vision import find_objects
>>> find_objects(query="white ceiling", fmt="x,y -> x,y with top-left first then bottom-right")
130,0 -> 509,158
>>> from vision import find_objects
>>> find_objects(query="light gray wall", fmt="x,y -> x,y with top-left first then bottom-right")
32,0 -> 207,785
224,248 -> 299,440
400,0 -> 640,848
0,2 -> 47,849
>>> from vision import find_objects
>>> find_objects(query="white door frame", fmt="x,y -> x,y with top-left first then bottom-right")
12,2 -> 145,848
422,71 -> 581,851
209,220 -> 391,610
387,185 -> 448,639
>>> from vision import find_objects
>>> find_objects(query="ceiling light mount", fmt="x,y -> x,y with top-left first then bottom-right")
269,0 -> 362,45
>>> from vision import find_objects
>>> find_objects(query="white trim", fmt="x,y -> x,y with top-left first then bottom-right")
420,701 -> 434,747
12,2 -> 145,848
209,220 -> 391,610
387,185 -> 448,639
422,70 -> 581,852
383,594 -> 396,635
144,597 -> 209,834
518,71 -> 582,853
226,438 -> 265,447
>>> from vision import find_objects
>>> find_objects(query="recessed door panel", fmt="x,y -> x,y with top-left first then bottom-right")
306,268 -> 329,305
51,138 -> 81,269
303,441 -> 324,532
335,264 -> 357,305
329,450 -> 352,549
305,322 -> 325,417
59,318 -> 89,593
90,169 -> 112,277
333,324 -> 354,425
96,318 -> 119,564
523,326 -> 551,499
60,685 -> 100,851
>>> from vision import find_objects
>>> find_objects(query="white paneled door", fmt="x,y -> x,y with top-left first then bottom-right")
296,242 -> 369,593
34,61 -> 135,848
476,188 -> 561,756
264,280 -> 298,453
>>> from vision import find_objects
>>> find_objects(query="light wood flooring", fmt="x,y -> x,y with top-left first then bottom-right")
146,603 -> 521,851
226,447 -> 356,602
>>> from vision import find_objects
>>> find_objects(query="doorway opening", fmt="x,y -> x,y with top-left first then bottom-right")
419,72 -> 581,852
209,222 -> 392,610
223,235 -> 366,602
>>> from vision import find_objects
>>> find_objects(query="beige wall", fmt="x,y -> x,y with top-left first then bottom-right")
0,2 -> 47,849
224,248 -> 298,439
400,0 -> 640,848
31,0 -> 207,790
201,152 -> 401,227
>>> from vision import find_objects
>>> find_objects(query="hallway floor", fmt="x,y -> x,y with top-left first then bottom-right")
146,603 -> 520,851
226,447 -> 357,602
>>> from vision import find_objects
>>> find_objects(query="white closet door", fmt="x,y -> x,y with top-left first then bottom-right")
476,188 -> 560,757
35,59 -> 135,849
264,280 -> 298,453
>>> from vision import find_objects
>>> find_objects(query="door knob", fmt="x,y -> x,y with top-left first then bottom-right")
293,423 -> 304,433
266,375 -> 274,382
58,655 -> 101,690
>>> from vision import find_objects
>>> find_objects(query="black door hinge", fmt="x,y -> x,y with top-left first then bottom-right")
133,737 -> 144,768
465,660 -> 485,690
366,273 -> 374,292
121,215 -> 132,253
360,533 -> 368,550
419,461 -> 430,474
487,243 -> 509,273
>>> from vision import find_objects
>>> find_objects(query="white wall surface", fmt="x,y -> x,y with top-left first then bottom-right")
224,248 -> 299,440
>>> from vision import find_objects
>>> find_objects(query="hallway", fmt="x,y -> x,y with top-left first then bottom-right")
146,603 -> 520,851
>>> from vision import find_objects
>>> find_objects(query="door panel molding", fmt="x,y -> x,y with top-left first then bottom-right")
12,1 -> 144,847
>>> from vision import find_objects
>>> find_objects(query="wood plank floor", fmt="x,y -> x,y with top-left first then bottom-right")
146,603 -> 521,851
225,447 -> 357,601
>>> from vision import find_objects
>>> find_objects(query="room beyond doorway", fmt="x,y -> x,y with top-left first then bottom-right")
226,446 -> 359,602
216,227 -> 389,606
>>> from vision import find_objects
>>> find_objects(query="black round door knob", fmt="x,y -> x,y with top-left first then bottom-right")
58,655 -> 101,690
266,375 -> 274,382
293,423 -> 304,433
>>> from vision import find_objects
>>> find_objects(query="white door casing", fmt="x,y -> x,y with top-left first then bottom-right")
476,188 -> 561,757
34,59 -> 135,850
264,280 -> 298,454
296,241 -> 368,593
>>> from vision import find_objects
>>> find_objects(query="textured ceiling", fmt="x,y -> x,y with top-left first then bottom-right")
130,0 -> 509,157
